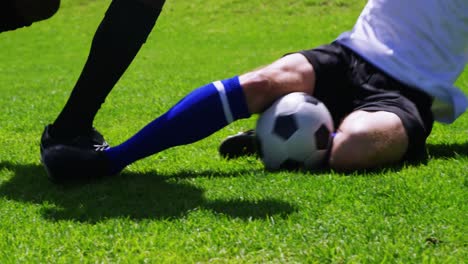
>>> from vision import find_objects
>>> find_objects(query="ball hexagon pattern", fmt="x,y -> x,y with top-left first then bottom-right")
256,92 -> 334,171
273,114 -> 298,141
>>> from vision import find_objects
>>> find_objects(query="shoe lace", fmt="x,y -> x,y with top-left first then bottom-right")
93,142 -> 110,151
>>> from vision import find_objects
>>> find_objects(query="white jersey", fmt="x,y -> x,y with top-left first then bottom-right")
336,0 -> 468,123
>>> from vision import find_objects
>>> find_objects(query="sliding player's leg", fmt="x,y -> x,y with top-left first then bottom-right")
329,110 -> 408,171
219,43 -> 434,172
330,90 -> 433,171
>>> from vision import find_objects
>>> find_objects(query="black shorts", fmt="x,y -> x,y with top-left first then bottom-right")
297,42 -> 434,162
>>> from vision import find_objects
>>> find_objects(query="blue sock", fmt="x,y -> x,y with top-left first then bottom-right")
104,76 -> 250,174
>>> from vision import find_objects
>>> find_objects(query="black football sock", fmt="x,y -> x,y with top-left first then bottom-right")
51,0 -> 165,139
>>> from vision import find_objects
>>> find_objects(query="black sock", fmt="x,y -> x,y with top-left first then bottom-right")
52,0 -> 165,138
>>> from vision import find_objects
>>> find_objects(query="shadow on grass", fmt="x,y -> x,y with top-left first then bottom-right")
426,142 -> 468,159
0,162 -> 296,223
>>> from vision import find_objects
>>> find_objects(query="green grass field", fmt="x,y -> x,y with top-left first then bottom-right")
0,0 -> 467,262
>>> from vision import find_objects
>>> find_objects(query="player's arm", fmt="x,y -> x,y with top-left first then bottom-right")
0,0 -> 60,32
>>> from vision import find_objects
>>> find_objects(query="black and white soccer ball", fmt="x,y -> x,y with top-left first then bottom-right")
256,92 -> 334,171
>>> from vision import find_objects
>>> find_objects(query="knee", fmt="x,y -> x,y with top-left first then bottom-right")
240,54 -> 315,114
328,110 -> 410,171
328,124 -> 407,171
240,69 -> 281,114
329,125 -> 373,171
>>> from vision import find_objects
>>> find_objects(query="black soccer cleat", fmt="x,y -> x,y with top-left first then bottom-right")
40,124 -> 110,154
41,145 -> 113,184
218,130 -> 258,159
40,124 -> 111,183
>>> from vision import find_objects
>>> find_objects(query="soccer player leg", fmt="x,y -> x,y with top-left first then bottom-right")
42,76 -> 251,181
49,0 -> 165,140
0,0 -> 60,32
219,53 -> 317,158
42,54 -> 316,181
241,53 -> 316,113
329,110 -> 408,171
102,76 -> 251,174
105,53 -> 316,173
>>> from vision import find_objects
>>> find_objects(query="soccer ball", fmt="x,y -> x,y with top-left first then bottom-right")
255,92 -> 334,171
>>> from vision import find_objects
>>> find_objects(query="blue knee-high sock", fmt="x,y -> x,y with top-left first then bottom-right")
104,76 -> 250,173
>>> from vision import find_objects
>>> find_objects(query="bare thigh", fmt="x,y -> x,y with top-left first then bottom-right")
329,110 -> 409,171
239,53 -> 316,113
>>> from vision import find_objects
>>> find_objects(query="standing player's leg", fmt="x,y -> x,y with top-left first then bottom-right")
0,0 -> 60,32
41,0 -> 166,151
41,54 -> 317,182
